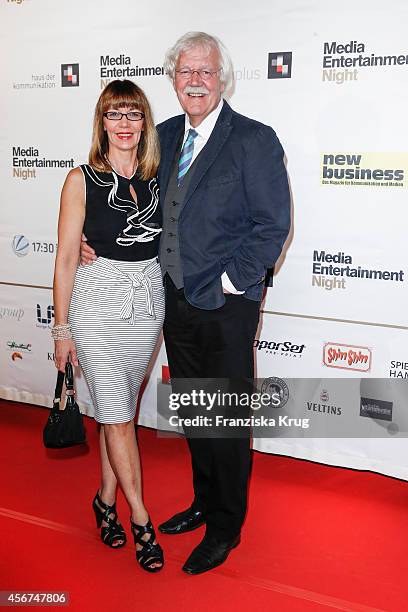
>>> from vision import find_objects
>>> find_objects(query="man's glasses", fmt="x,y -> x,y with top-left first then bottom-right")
175,69 -> 222,81
103,111 -> 145,121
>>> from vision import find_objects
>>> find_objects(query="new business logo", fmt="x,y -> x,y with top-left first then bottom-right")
321,152 -> 407,188
323,342 -> 372,372
268,52 -> 292,79
61,64 -> 79,87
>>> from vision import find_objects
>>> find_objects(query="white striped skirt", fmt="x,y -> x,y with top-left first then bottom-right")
68,256 -> 165,424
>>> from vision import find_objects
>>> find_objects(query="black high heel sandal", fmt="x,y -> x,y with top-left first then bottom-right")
130,517 -> 164,573
92,491 -> 127,549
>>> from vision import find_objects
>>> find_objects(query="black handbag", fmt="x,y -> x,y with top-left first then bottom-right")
43,362 -> 86,448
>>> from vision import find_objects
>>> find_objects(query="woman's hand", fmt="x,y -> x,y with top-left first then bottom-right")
54,339 -> 79,372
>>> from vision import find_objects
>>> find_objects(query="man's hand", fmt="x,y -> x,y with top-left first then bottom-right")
80,233 -> 97,265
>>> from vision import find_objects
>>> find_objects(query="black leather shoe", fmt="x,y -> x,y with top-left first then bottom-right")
158,507 -> 205,535
182,533 -> 240,575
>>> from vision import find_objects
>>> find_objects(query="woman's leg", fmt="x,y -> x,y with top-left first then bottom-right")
99,424 -> 118,504
103,420 -> 162,568
93,425 -> 125,547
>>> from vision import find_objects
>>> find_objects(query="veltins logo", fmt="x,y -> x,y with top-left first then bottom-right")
306,389 -> 342,416
323,342 -> 372,372
61,64 -> 79,87
12,234 -> 30,257
360,397 -> 393,421
268,52 -> 292,79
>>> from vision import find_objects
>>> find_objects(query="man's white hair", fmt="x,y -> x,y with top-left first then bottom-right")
163,31 -> 234,96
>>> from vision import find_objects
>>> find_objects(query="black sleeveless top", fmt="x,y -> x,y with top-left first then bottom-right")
80,164 -> 162,261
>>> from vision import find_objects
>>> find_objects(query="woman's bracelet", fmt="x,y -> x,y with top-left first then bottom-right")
51,324 -> 73,340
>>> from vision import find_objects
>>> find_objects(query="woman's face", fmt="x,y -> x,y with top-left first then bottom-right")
103,105 -> 144,154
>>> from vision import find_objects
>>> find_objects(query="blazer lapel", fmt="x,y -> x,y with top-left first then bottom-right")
182,101 -> 233,208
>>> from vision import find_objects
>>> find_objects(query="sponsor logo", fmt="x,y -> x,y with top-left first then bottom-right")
311,250 -> 404,291
36,304 -> 54,329
321,152 -> 407,188
323,342 -> 372,372
254,339 -> 305,358
322,40 -> 408,84
320,389 -> 329,402
61,63 -> 79,87
360,397 -> 393,421
306,389 -> 342,416
389,360 -> 408,379
11,235 -> 57,256
268,52 -> 292,79
100,55 -> 164,88
0,307 -> 24,321
12,234 -> 30,257
7,340 -> 31,352
234,67 -> 261,81
260,377 -> 289,408
12,146 -> 75,179
13,72 -> 56,91
7,340 -> 31,361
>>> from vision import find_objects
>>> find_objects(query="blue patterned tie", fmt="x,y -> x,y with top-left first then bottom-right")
178,128 -> 198,186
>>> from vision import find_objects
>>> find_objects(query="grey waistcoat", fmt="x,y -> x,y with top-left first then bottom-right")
159,154 -> 199,289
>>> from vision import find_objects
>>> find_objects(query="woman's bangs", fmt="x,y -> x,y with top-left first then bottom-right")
103,93 -> 142,112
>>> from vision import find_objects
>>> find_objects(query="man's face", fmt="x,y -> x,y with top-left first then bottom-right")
174,45 -> 225,127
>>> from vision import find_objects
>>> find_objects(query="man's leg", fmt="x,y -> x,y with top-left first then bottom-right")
162,277 -> 212,515
198,294 -> 260,540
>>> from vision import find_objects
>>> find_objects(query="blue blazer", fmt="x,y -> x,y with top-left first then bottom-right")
157,100 -> 290,310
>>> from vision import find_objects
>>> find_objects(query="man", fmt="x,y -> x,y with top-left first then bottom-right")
156,31 -> 290,574
83,31 -> 290,574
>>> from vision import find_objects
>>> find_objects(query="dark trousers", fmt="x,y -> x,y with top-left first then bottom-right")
163,276 -> 260,540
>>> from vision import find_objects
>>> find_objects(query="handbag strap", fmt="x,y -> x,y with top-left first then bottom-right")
53,362 -> 74,406
53,370 -> 65,406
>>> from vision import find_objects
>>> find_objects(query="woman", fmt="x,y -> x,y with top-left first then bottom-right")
52,79 -> 164,572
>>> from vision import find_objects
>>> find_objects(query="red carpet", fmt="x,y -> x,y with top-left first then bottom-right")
1,399 -> 407,611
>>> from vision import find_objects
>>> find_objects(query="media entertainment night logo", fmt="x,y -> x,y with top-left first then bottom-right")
311,250 -> 404,291
268,52 -> 292,79
322,40 -> 408,84
61,64 -> 79,87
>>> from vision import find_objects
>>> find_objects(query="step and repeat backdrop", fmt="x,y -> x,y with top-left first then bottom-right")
1,0 -> 407,478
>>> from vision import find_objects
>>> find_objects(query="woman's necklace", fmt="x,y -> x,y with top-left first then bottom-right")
106,154 -> 138,179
